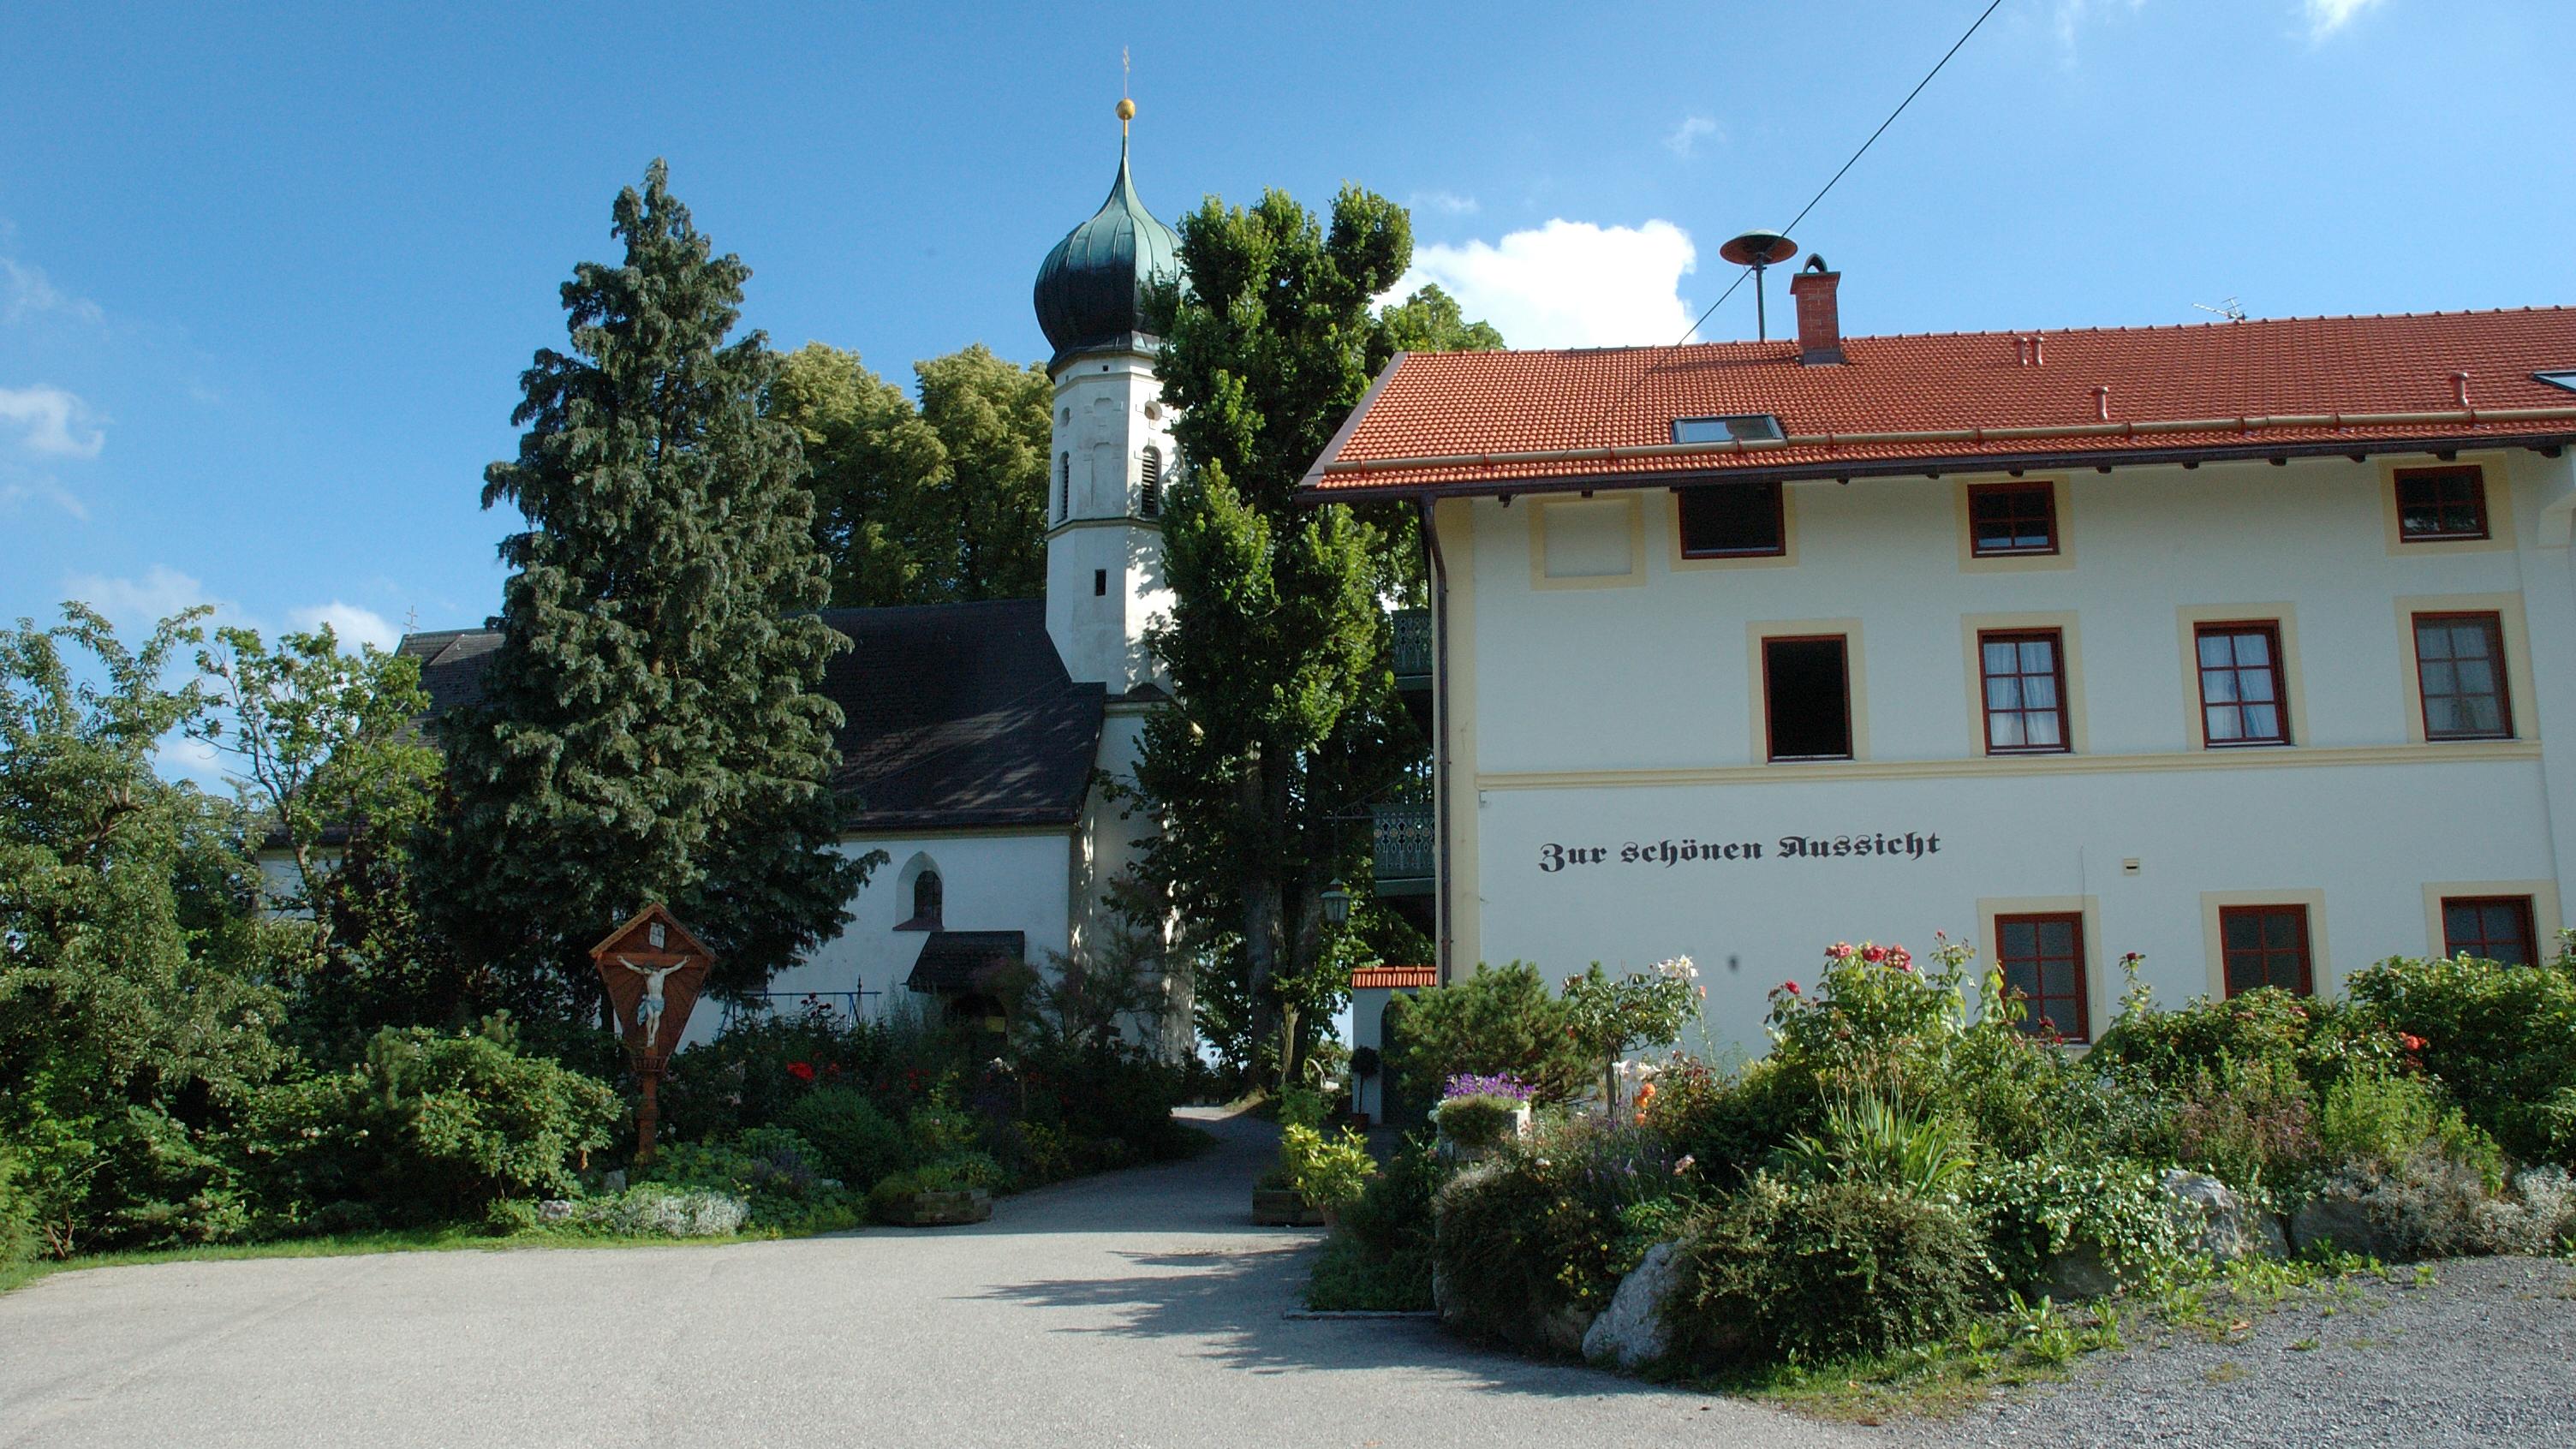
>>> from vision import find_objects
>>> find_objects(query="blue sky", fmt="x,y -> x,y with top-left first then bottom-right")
4,0 -> 2571,762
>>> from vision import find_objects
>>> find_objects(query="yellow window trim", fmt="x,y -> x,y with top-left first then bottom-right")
2393,592 -> 2536,744
2420,880 -> 2562,962
1746,617 -> 1869,764
1960,611 -> 2088,757
2199,889 -> 2332,999
2175,604 -> 2307,751
2377,450 -> 2519,557
1976,895 -> 2108,1043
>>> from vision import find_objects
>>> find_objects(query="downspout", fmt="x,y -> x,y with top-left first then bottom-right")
1419,495 -> 1454,984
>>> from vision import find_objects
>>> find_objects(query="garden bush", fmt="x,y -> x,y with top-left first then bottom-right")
2317,1067 -> 2501,1184
1665,1175 -> 1986,1368
569,1184 -> 748,1238
1280,1124 -> 1375,1213
1307,1132 -> 1448,1310
1965,1149 -> 2180,1292
1386,963 -> 1590,1106
247,1017 -> 620,1231
1430,1114 -> 1689,1350
778,1086 -> 911,1191
2347,950 -> 2576,1166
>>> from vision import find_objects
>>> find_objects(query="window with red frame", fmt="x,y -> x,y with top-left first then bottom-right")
2441,895 -> 2537,965
2220,904 -> 2313,997
2195,623 -> 2290,746
1967,481 -> 2058,556
2413,611 -> 2513,740
1996,912 -> 2088,1040
1979,629 -> 2069,754
2394,466 -> 2490,542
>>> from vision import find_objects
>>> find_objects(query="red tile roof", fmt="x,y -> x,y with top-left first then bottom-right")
1351,964 -> 1438,989
1300,308 -> 2576,498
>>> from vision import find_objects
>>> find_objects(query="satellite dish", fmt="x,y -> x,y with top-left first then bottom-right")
1719,230 -> 1800,342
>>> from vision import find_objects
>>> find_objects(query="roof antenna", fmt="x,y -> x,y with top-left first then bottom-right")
2193,296 -> 2247,323
1719,231 -> 1800,341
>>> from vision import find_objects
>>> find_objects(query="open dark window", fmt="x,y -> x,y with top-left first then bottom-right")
2441,895 -> 2537,965
2414,611 -> 2513,740
1967,481 -> 2058,556
1762,635 -> 1852,760
1979,629 -> 2068,754
910,870 -> 943,929
2220,903 -> 2313,997
1678,481 -> 1786,558
2195,623 -> 2289,747
1996,912 -> 2088,1041
2394,466 -> 2490,542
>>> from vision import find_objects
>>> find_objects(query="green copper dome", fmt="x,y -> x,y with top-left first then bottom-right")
1033,134 -> 1181,362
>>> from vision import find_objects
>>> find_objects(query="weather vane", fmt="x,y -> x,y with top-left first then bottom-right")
1118,47 -> 1135,136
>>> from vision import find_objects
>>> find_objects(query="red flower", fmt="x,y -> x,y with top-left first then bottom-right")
1781,981 -> 1802,996
785,1061 -> 816,1082
1863,945 -> 1887,963
2401,1033 -> 2428,1052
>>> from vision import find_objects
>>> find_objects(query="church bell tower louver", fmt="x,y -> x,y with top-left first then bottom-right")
1031,98 -> 1179,697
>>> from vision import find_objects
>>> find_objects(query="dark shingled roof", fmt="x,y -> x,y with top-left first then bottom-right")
904,929 -> 1029,994
397,599 -> 1102,833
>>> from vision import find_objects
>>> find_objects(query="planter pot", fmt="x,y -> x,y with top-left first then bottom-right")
881,1189 -> 993,1226
1251,1187 -> 1329,1227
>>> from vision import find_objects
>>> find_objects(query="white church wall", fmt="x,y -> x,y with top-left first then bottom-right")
1445,448 -> 2576,1057
689,830 -> 1074,1045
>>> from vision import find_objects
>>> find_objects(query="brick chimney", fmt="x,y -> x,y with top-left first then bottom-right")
1788,255 -> 1845,366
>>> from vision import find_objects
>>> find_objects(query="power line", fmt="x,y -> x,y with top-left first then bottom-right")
1671,0 -> 2007,348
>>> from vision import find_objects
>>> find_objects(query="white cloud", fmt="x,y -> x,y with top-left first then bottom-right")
1396,219 -> 1700,349
1,257 -> 103,326
1409,189 -> 1480,217
288,602 -> 401,652
61,564 -> 229,633
2304,0 -> 2382,38
154,733 -> 231,791
1665,115 -> 1720,159
0,385 -> 104,457
2051,0 -> 2149,55
0,477 -> 88,520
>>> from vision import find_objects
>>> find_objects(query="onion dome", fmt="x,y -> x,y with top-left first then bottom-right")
1033,101 -> 1181,362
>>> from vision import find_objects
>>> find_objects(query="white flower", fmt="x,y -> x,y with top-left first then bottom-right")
1655,955 -> 1698,981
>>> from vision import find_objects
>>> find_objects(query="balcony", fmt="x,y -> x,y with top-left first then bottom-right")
1371,802 -> 1434,897
1391,608 -> 1432,691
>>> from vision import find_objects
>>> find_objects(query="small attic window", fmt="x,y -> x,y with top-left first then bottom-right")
1673,414 -> 1786,444
2534,371 -> 2576,395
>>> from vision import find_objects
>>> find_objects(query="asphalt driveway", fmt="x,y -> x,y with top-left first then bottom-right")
0,1107 -> 1864,1449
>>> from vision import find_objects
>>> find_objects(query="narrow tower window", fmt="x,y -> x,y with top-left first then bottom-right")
1058,454 -> 1070,520
912,869 -> 943,927
1140,445 -> 1163,518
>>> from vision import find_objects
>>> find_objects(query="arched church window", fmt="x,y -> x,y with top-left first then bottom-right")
1058,454 -> 1070,520
1140,445 -> 1163,519
913,869 -> 943,927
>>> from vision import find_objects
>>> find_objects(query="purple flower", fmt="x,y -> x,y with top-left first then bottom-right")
1441,1071 -> 1536,1103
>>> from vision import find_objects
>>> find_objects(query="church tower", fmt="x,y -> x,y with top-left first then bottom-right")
1030,98 -> 1180,697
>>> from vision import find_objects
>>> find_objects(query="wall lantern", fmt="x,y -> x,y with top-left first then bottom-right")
1320,880 -> 1351,926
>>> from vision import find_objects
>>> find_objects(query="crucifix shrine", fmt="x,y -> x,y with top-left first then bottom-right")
588,903 -> 717,1166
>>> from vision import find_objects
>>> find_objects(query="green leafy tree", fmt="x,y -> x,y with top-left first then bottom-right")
0,605 -> 292,1255
770,342 -> 1051,606
1383,963 -> 1590,1105
1135,189 -> 1498,1089
1560,958 -> 1704,1112
432,160 -> 871,1017
1381,283 -> 1505,353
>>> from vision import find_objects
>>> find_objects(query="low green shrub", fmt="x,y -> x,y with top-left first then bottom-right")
2152,1058 -> 2323,1208
247,1018 -> 620,1231
1771,1095 -> 1976,1200
1966,1150 -> 2179,1292
2317,1068 -> 2501,1185
866,1151 -> 1007,1219
1433,1094 -> 1524,1151
1643,1057 -> 1820,1190
2090,986 -> 2401,1097
778,1086 -> 911,1191
1665,1176 -> 1986,1368
1281,1124 -> 1376,1213
0,1144 -> 34,1266
1308,1133 -> 1446,1311
569,1185 -> 749,1238
1431,1116 -> 1687,1348
2347,950 -> 2576,1166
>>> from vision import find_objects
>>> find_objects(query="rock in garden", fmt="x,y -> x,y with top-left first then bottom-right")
1538,1303 -> 1597,1357
2042,1243 -> 2120,1301
1583,1241 -> 1681,1369
2160,1168 -> 2287,1261
2290,1189 -> 2384,1258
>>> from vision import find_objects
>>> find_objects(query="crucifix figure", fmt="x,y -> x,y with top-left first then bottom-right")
619,956 -> 685,1049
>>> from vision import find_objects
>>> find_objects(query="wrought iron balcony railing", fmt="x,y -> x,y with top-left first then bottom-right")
1372,802 -> 1435,890
1391,608 -> 1433,688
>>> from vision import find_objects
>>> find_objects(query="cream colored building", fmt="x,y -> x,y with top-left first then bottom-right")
1307,274 -> 2576,1055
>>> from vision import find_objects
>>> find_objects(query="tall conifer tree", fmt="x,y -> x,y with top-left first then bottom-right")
432,161 -> 866,1013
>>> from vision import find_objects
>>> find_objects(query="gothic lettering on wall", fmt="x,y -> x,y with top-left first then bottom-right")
1537,831 -> 1944,874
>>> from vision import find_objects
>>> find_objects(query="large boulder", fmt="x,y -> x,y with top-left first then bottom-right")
2161,1169 -> 2287,1261
1583,1241 -> 1682,1369
2290,1188 -> 2386,1258
2040,1243 -> 2120,1301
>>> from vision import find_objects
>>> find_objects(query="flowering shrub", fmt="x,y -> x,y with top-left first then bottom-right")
2347,947 -> 2576,1166
1966,1150 -> 2180,1292
1444,1072 -> 1535,1103
1562,957 -> 1702,1112
1766,938 -> 1977,1083
1385,963 -> 1591,1105
1431,1114 -> 1690,1348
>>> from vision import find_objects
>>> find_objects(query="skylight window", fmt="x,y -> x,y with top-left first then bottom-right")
2534,371 -> 2576,395
1673,414 -> 1786,445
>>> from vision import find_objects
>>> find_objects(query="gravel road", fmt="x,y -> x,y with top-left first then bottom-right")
1897,1255 -> 2576,1448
